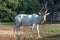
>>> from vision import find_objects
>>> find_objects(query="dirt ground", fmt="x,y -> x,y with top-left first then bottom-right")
0,24 -> 60,40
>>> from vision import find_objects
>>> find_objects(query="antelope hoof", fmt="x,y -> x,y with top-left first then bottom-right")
39,36 -> 42,38
36,36 -> 42,40
14,35 -> 16,37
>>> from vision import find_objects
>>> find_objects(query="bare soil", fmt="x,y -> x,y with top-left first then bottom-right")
0,24 -> 60,40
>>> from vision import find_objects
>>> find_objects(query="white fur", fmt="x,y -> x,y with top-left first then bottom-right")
14,13 -> 50,38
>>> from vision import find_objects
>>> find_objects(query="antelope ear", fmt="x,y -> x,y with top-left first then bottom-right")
38,12 -> 41,15
46,13 -> 50,15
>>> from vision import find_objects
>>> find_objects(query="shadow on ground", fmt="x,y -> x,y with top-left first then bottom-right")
46,22 -> 60,24
43,34 -> 60,40
17,34 -> 60,40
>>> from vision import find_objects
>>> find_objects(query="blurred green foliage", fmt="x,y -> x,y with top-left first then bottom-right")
0,0 -> 60,22
0,0 -> 40,22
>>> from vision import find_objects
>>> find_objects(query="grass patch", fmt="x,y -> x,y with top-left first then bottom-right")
0,22 -> 15,26
0,22 -> 60,36
17,26 -> 60,40
0,22 -> 60,40
40,26 -> 60,37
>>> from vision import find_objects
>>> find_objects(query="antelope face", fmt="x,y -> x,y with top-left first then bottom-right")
43,13 -> 50,22
38,10 -> 50,24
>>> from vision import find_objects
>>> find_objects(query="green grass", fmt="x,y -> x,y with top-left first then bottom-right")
40,26 -> 60,37
17,26 -> 60,40
0,22 -> 60,40
0,22 -> 14,26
